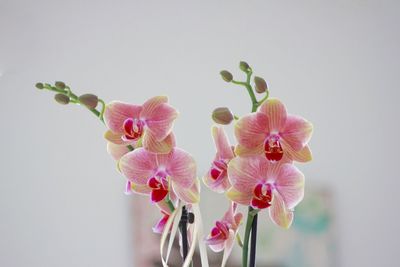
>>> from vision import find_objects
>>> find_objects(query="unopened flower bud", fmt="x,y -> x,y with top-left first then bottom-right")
35,82 -> 44,89
239,61 -> 250,72
254,76 -> 268,93
55,81 -> 66,90
220,70 -> 233,82
212,107 -> 234,125
54,94 -> 70,105
79,94 -> 98,109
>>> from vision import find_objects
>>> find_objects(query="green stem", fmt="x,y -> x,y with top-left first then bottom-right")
231,69 -> 258,112
166,198 -> 175,213
242,206 -> 255,267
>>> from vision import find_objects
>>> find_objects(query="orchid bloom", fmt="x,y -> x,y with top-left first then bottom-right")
205,202 -> 243,255
203,126 -> 235,193
226,155 -> 304,228
104,96 -> 178,154
235,98 -> 313,162
119,147 -> 200,204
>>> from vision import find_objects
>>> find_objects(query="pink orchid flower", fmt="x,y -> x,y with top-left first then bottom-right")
104,96 -> 178,154
119,147 -> 200,204
203,126 -> 235,193
205,202 -> 243,254
235,98 -> 313,162
226,155 -> 304,228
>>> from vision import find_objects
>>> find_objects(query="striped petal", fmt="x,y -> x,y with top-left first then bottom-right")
234,143 -> 263,157
125,180 -> 151,195
227,156 -> 267,194
281,140 -> 312,162
172,179 -> 200,204
275,163 -> 305,209
142,131 -> 175,154
269,190 -> 294,229
235,112 -> 269,150
106,142 -> 131,161
119,148 -> 156,185
163,148 -> 197,188
212,126 -> 234,160
259,98 -> 287,132
104,101 -> 142,133
203,170 -> 231,193
226,187 -> 252,206
281,115 -> 313,150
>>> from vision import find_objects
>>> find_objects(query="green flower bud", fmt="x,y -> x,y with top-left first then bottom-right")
79,94 -> 99,109
239,61 -> 250,72
54,94 -> 70,105
254,76 -> 268,93
212,107 -> 234,125
35,82 -> 44,89
55,81 -> 66,90
220,70 -> 233,82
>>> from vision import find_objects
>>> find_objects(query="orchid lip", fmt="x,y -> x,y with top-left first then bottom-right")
251,183 -> 273,209
210,159 -> 228,181
123,118 -> 145,141
264,134 -> 284,162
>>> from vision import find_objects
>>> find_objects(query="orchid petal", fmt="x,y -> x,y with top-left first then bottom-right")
269,190 -> 294,229
203,169 -> 231,193
275,163 -> 305,209
104,101 -> 142,133
142,131 -> 175,154
235,112 -> 268,150
259,98 -> 287,132
207,239 -> 225,252
212,126 -> 234,160
281,115 -> 313,150
172,179 -> 200,204
125,180 -> 151,195
153,213 -> 170,234
227,156 -> 267,194
106,142 -> 131,161
104,130 -> 125,145
163,148 -> 196,188
234,143 -> 264,157
221,230 -> 236,267
226,187 -> 252,206
119,148 -> 157,185
281,140 -> 313,162
145,103 -> 178,141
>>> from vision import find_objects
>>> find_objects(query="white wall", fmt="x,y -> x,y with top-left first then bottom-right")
1,0 -> 399,266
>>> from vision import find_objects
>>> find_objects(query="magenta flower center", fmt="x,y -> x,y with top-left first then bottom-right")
210,159 -> 228,180
147,171 -> 169,203
251,183 -> 273,209
264,134 -> 283,161
210,221 -> 229,240
123,118 -> 145,141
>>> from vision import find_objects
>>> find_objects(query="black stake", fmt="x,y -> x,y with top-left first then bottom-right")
179,205 -> 189,261
249,213 -> 258,267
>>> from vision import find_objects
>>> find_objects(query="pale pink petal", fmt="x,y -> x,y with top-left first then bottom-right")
226,187 -> 252,206
153,213 -> 170,234
144,103 -> 178,141
207,238 -> 225,252
281,140 -> 313,162
119,148 -> 157,185
269,190 -> 294,229
142,131 -> 175,154
106,142 -> 131,161
233,213 -> 243,230
223,230 -> 236,264
202,169 -> 231,193
172,179 -> 200,204
227,156 -> 268,194
104,101 -> 142,133
140,96 -> 168,117
274,163 -> 305,209
104,130 -> 126,145
212,126 -> 234,160
234,143 -> 264,157
163,148 -> 196,188
280,115 -> 313,150
259,98 -> 287,132
221,202 -> 238,226
125,180 -> 151,195
235,112 -> 269,149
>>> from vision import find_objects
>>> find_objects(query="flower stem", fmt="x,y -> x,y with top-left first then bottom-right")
249,213 -> 258,267
242,206 -> 256,267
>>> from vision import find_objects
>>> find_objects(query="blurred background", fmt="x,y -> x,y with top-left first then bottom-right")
1,0 -> 399,266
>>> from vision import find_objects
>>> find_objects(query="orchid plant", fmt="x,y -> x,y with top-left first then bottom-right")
36,61 -> 313,267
